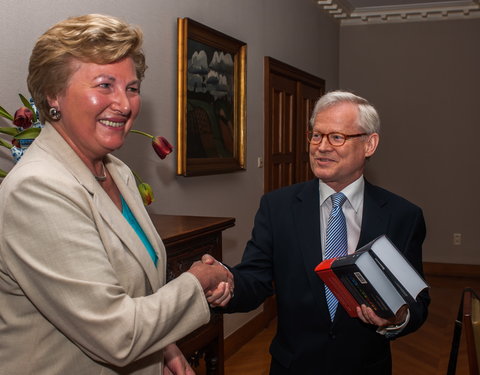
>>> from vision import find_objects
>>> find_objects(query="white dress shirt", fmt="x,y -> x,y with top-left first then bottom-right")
319,176 -> 364,257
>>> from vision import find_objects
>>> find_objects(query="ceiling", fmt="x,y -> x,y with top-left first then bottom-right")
317,0 -> 480,24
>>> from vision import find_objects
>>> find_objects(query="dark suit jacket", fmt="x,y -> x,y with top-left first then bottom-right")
225,178 -> 429,375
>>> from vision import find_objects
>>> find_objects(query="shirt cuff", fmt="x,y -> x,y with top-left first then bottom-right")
218,262 -> 234,298
376,309 -> 410,338
219,261 -> 230,271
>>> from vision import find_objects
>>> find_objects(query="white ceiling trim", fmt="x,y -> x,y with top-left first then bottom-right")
317,0 -> 480,25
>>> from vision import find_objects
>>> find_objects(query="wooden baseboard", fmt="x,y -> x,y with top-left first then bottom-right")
224,263 -> 479,360
424,262 -> 480,278
224,296 -> 276,360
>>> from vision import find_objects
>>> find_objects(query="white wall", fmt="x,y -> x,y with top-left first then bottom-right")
340,18 -> 480,265
0,0 -> 339,337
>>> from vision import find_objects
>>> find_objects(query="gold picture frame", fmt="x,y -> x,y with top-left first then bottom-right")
177,18 -> 247,176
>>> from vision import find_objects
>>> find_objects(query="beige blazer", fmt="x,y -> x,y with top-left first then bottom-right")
0,124 -> 210,375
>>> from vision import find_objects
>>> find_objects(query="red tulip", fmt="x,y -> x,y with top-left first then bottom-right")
152,136 -> 173,159
138,182 -> 155,206
13,107 -> 33,129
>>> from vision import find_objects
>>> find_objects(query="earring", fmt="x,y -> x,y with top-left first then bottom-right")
49,107 -> 61,121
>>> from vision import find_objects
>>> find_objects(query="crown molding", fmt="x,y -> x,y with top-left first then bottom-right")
317,0 -> 480,25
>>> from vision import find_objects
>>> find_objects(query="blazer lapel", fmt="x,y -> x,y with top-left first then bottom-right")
102,159 -> 163,291
34,125 -> 162,292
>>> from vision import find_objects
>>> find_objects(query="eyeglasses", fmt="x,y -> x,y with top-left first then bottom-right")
306,131 -> 367,147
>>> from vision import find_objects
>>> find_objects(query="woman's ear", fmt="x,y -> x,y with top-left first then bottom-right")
364,133 -> 379,158
47,95 -> 59,110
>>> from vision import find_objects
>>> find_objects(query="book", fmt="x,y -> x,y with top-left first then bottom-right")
314,234 -> 429,319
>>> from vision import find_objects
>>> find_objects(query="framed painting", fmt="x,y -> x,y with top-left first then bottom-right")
177,18 -> 247,176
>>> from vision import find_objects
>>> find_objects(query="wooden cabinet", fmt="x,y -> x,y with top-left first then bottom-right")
150,214 -> 235,375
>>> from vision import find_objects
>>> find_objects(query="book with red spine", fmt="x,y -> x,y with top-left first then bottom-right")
314,235 -> 429,319
315,258 -> 359,317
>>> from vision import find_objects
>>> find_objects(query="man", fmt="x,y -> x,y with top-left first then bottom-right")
208,91 -> 429,374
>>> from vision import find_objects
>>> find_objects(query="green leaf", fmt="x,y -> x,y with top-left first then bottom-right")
0,137 -> 13,149
19,93 -> 37,122
0,105 -> 14,121
0,127 -> 19,136
0,168 -> 8,178
14,127 -> 41,139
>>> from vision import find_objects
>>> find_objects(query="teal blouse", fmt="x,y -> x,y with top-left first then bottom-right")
121,196 -> 158,266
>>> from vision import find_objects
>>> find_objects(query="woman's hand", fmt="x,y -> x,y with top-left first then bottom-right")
163,343 -> 195,375
201,254 -> 234,307
187,254 -> 234,307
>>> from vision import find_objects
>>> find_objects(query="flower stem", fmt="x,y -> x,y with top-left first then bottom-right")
130,129 -> 153,139
0,138 -> 13,149
131,169 -> 144,184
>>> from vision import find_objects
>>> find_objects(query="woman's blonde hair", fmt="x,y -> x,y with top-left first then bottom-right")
27,14 -> 147,122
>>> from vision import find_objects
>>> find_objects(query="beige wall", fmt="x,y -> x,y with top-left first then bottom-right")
339,18 -> 480,265
0,0 -> 339,337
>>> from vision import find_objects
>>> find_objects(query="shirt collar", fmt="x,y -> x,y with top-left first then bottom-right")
319,176 -> 365,213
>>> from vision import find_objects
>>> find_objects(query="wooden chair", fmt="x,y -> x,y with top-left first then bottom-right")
464,289 -> 480,375
448,288 -> 480,375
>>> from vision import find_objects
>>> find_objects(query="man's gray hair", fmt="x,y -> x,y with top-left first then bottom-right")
309,90 -> 380,134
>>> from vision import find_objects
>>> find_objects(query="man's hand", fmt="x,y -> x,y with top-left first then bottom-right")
163,343 -> 195,375
356,304 -> 409,328
201,254 -> 235,307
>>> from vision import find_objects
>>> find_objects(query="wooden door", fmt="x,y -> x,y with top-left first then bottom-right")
262,58 -> 325,320
264,57 -> 325,193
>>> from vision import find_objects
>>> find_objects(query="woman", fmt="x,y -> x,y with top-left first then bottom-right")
0,14 -> 232,375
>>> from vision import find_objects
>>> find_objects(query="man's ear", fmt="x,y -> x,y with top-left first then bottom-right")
365,133 -> 379,158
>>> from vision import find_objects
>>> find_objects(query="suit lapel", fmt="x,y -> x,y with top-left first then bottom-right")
293,180 -> 330,312
357,180 -> 390,249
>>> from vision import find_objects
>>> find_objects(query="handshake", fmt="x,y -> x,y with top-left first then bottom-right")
187,254 -> 234,307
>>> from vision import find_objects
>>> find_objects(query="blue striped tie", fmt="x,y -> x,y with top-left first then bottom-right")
324,192 -> 348,320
